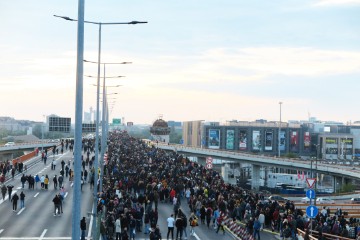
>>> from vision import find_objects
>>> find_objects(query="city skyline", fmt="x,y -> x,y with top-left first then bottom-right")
1,0 -> 359,125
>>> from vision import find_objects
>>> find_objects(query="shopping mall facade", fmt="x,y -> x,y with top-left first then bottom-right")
182,119 -> 360,161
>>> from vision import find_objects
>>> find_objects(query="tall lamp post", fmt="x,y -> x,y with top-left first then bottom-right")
54,13 -> 145,240
85,60 -> 128,239
278,102 -> 283,157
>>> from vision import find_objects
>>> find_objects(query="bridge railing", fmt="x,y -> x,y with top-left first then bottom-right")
0,140 -> 59,148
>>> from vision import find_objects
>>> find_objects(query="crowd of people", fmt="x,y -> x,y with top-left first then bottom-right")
92,131 -> 360,240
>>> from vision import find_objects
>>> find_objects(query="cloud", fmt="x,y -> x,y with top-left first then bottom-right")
197,47 -> 360,77
312,0 -> 360,7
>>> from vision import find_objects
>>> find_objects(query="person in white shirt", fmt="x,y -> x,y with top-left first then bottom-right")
40,175 -> 45,189
167,214 -> 175,240
185,188 -> 191,204
321,206 -> 327,217
115,217 -> 121,240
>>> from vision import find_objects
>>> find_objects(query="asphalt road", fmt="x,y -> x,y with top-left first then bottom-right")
0,150 -> 278,240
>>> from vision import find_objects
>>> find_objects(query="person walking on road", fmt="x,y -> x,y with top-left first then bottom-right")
167,213 -> 175,240
115,216 -> 121,240
189,212 -> 198,236
34,174 -> 40,189
52,194 -> 61,216
175,215 -> 184,240
100,221 -> 108,240
53,175 -> 58,189
11,192 -> 19,212
1,184 -> 6,200
216,215 -> 225,235
44,175 -> 49,190
253,217 -> 261,240
20,174 -> 26,189
20,191 -> 25,208
40,175 -> 45,189
7,184 -> 14,201
80,217 -> 86,240
58,175 -> 63,188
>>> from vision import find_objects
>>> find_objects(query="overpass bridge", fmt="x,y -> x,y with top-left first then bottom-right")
156,143 -> 360,190
0,141 -> 56,162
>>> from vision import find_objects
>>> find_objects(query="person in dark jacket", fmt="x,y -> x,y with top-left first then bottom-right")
11,192 -> 19,211
52,194 -> 61,216
20,191 -> 25,208
7,184 -> 14,201
1,184 -> 6,200
80,217 -> 86,240
175,216 -> 183,239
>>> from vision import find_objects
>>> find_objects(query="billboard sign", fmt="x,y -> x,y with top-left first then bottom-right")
265,130 -> 273,151
290,130 -> 299,152
226,129 -> 235,150
304,132 -> 311,151
239,130 -> 247,150
252,130 -> 261,150
112,118 -> 121,125
48,116 -> 71,133
280,131 -> 286,151
209,129 -> 220,149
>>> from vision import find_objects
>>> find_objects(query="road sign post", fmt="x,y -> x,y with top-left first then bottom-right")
306,205 -> 318,218
306,178 -> 316,189
206,157 -> 213,169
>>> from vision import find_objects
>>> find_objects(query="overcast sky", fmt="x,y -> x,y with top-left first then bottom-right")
1,0 -> 359,125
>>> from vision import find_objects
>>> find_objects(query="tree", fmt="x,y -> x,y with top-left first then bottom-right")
169,126 -> 182,144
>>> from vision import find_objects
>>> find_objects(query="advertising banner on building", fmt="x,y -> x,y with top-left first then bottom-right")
226,129 -> 235,150
252,130 -> 261,150
265,130 -> 273,151
304,132 -> 311,151
280,131 -> 286,151
239,130 -> 247,150
290,130 -> 299,152
209,129 -> 220,149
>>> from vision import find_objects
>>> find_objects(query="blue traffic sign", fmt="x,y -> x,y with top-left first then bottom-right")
306,189 -> 316,199
306,205 -> 318,218
179,139 -> 184,144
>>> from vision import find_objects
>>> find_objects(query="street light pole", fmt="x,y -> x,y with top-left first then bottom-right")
278,102 -> 282,157
72,1 -> 85,240
55,13 -> 146,239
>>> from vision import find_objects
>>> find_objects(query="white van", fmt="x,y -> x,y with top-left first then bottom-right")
4,142 -> 15,147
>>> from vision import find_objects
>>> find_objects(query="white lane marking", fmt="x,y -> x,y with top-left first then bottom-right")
39,229 -> 47,239
194,233 -> 201,240
88,206 -> 95,238
1,190 -> 18,204
0,229 -> 3,234
64,192 -> 68,198
17,207 -> 25,215
34,192 -> 40,198
70,183 -> 74,187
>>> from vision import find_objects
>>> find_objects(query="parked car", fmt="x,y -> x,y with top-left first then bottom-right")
268,195 -> 287,203
350,197 -> 360,204
4,142 -> 15,147
316,197 -> 335,204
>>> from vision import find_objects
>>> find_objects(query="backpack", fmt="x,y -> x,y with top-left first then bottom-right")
191,218 -> 198,226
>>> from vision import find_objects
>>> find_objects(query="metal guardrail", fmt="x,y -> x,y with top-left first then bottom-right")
0,140 -> 60,148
